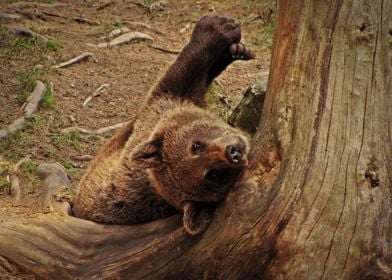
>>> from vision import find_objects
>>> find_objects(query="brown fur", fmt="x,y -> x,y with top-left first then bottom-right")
73,15 -> 254,234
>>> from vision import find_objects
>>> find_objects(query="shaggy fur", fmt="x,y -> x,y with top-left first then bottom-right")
73,15 -> 253,235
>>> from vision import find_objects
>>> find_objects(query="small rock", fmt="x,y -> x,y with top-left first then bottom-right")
228,72 -> 269,135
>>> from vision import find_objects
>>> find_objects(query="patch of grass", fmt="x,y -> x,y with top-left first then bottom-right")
20,160 -> 39,174
16,68 -> 45,103
50,132 -> 82,150
44,150 -> 77,176
16,67 -> 54,104
25,116 -> 48,132
96,21 -> 124,36
0,178 -> 10,192
0,130 -> 32,153
44,39 -> 63,52
206,81 -> 232,121
41,84 -> 55,108
250,19 -> 275,51
0,158 -> 11,192
0,24 -> 7,36
9,36 -> 62,58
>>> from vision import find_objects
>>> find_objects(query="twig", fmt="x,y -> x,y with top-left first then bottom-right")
61,122 -> 127,135
70,155 -> 94,161
74,16 -> 100,25
217,93 -> 231,107
8,156 -> 30,202
54,52 -> 94,68
83,83 -> 110,107
215,79 -> 224,89
21,80 -> 46,117
90,32 -> 153,48
10,26 -> 49,42
147,44 -> 180,54
97,1 -> 114,10
179,23 -> 190,34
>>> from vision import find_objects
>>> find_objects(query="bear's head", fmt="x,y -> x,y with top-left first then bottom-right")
131,107 -> 250,235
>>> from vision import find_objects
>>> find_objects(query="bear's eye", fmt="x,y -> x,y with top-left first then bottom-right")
192,141 -> 205,153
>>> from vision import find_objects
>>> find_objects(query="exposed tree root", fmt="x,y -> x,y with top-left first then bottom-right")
73,16 -> 100,25
37,163 -> 71,212
9,26 -> 49,42
54,52 -> 94,68
90,32 -> 153,48
97,1 -> 114,10
8,156 -> 30,202
100,27 -> 131,40
0,81 -> 46,139
148,44 -> 180,54
0,13 -> 21,21
61,122 -> 127,135
22,80 -> 46,117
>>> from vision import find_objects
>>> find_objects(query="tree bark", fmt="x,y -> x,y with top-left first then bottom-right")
1,0 -> 391,279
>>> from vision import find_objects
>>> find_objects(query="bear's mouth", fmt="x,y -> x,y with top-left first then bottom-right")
205,167 -> 243,186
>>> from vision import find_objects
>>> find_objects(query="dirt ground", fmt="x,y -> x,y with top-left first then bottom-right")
0,0 -> 273,223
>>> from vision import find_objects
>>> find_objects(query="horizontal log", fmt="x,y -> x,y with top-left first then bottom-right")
0,207 -> 194,279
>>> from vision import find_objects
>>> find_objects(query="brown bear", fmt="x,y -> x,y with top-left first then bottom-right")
73,15 -> 254,235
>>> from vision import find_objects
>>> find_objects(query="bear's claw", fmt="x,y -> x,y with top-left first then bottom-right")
229,42 -> 255,60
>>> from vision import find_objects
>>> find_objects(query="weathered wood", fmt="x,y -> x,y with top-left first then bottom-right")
0,211 -> 189,278
0,0 -> 390,278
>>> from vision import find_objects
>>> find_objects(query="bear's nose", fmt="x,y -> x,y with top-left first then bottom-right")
225,144 -> 243,164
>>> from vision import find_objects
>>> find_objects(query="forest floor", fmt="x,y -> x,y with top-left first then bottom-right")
0,0 -> 273,222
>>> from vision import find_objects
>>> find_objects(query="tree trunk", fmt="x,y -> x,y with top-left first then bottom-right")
1,0 -> 391,279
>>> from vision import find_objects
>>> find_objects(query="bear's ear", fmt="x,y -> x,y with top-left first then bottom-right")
131,135 -> 163,168
182,201 -> 214,235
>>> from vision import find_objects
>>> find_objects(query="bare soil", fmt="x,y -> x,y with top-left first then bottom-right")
0,0 -> 273,223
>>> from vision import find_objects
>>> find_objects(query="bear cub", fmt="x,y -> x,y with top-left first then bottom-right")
73,15 -> 253,235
